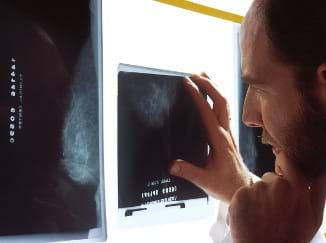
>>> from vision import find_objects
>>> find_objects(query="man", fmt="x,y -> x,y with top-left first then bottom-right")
169,0 -> 326,242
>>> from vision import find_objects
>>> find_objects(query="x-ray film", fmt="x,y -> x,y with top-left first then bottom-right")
117,64 -> 212,227
0,0 -> 105,241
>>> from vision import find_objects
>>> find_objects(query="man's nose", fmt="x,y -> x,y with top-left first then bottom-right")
242,87 -> 263,128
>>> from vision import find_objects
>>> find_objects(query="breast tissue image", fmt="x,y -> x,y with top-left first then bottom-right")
0,0 -> 101,236
118,71 -> 208,209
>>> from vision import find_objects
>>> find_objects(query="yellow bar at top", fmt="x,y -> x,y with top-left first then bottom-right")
156,0 -> 244,24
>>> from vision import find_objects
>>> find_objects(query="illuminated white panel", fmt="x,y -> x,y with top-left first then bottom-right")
103,0 -> 240,242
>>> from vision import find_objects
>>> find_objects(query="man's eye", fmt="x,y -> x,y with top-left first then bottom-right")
252,86 -> 264,94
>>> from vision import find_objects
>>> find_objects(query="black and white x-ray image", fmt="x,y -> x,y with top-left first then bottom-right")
0,0 -> 105,241
118,64 -> 208,214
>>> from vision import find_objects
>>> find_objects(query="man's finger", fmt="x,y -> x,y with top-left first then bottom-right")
183,76 -> 223,148
196,73 -> 238,148
169,159 -> 208,191
190,74 -> 230,131
261,172 -> 278,183
310,173 -> 326,227
276,152 -> 309,189
200,72 -> 210,79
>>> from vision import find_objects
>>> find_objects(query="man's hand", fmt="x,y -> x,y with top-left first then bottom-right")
168,74 -> 251,203
228,152 -> 326,243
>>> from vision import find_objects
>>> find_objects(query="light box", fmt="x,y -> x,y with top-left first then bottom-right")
117,63 -> 213,228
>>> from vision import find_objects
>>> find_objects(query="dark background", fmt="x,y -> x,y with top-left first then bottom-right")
2,0 -> 91,73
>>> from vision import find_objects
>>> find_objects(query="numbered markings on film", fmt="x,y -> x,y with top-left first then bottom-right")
8,57 -> 23,144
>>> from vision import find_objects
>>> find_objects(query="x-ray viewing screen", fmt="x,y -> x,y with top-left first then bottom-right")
118,64 -> 208,211
0,0 -> 105,241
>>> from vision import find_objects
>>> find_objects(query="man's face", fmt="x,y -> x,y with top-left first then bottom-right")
239,7 -> 325,179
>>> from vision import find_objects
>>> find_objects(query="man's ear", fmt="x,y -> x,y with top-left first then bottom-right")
314,63 -> 326,109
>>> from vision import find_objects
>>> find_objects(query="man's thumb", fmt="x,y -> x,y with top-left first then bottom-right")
169,159 -> 207,189
310,173 -> 326,227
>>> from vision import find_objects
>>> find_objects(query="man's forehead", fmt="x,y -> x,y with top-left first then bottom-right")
240,2 -> 261,47
239,14 -> 262,82
240,28 -> 274,81
239,1 -> 276,79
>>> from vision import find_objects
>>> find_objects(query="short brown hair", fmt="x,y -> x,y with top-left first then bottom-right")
258,0 -> 326,89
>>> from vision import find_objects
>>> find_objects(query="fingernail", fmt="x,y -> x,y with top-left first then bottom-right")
169,162 -> 181,175
203,72 -> 211,79
184,76 -> 191,83
184,77 -> 196,88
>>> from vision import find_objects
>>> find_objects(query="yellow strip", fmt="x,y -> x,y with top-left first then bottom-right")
156,0 -> 244,24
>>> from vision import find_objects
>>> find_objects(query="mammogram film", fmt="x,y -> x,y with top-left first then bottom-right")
0,0 -> 103,238
118,70 -> 208,209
